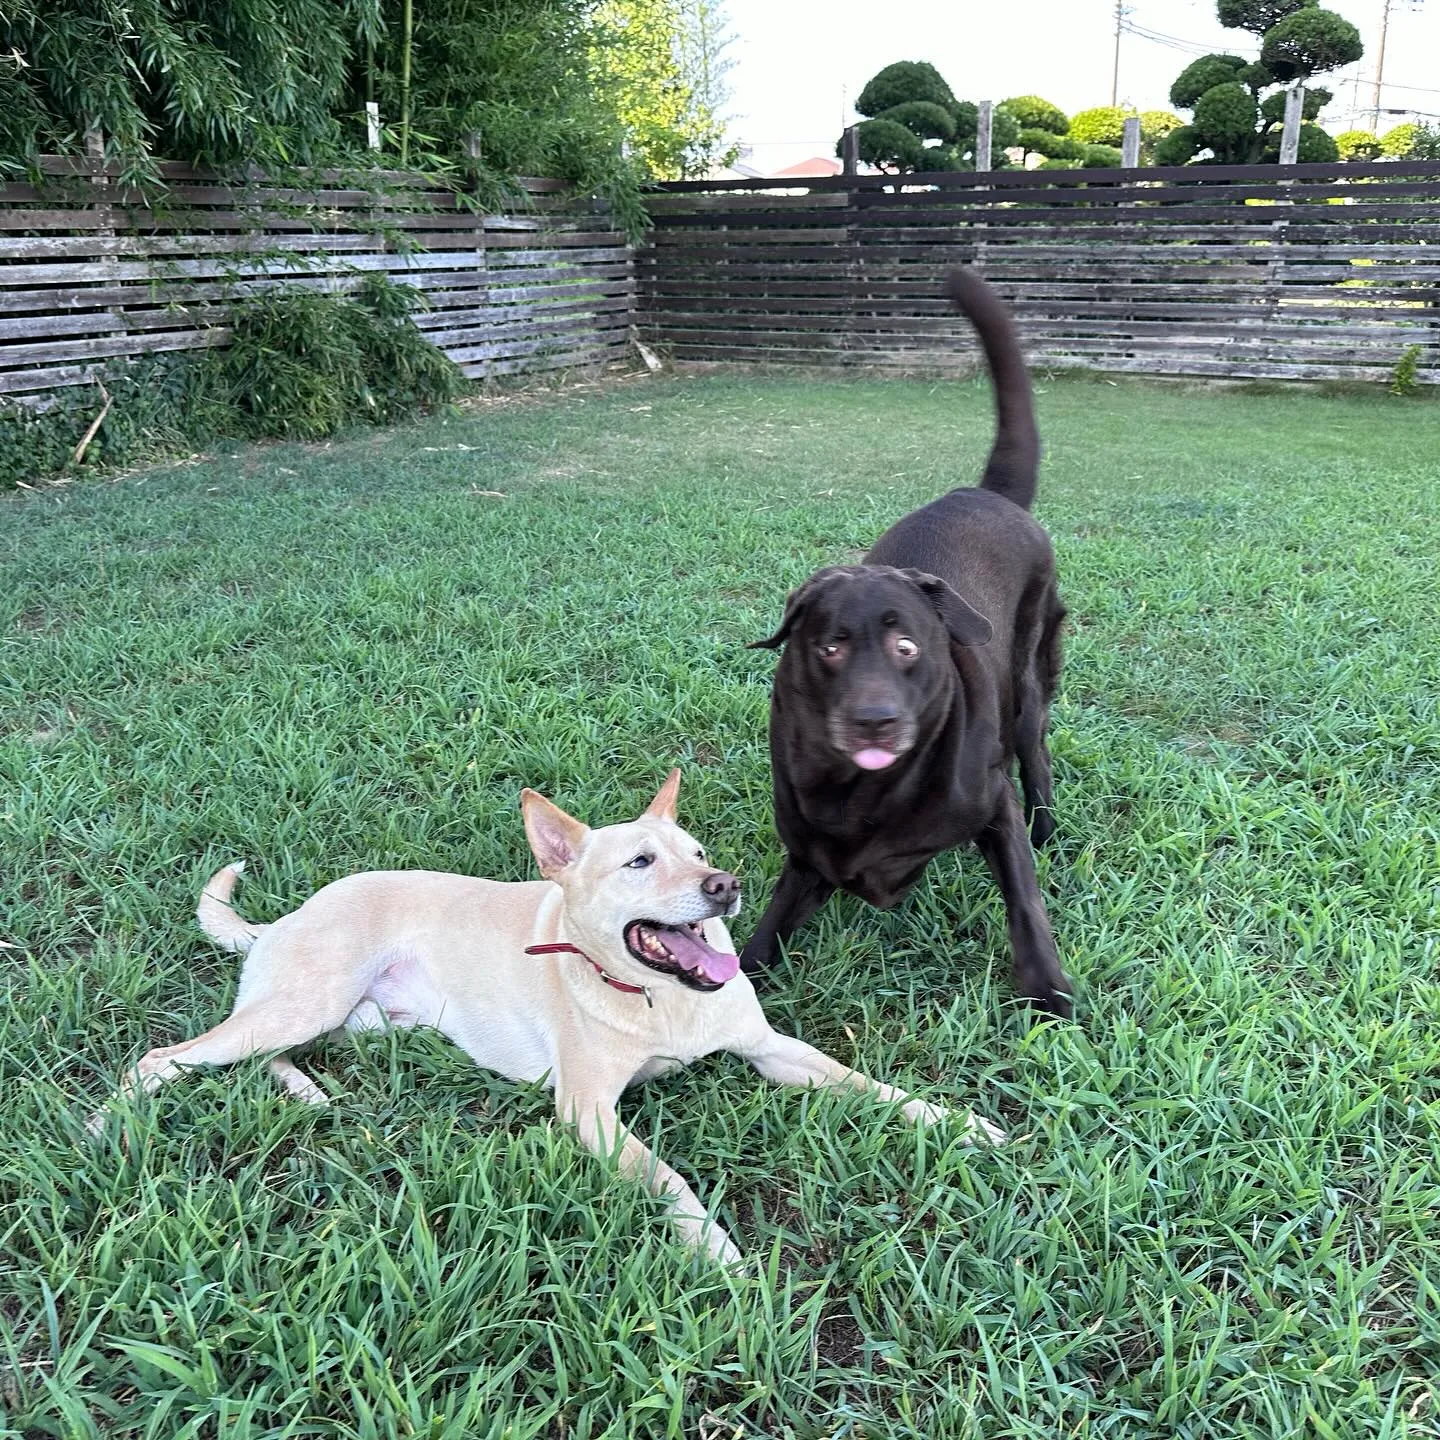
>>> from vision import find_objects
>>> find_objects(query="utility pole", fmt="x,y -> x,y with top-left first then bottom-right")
1111,0 -> 1124,107
1370,0 -> 1393,131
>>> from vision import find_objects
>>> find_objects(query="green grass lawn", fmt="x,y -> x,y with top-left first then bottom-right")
3,372 -> 1438,1438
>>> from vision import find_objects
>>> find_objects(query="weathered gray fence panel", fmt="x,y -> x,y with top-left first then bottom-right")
0,163 -> 632,398
636,162 -> 1440,384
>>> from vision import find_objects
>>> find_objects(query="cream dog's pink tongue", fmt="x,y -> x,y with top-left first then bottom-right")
853,747 -> 897,771
661,926 -> 739,983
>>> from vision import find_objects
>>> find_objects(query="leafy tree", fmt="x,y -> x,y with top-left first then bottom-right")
1157,0 -> 1361,164
1335,129 -> 1381,160
0,0 -> 380,181
589,0 -> 736,179
845,61 -> 1016,170
677,0 -> 738,174
1003,96 -> 1068,135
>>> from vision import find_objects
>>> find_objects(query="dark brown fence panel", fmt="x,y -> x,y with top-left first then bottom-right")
0,161 -> 633,399
637,162 -> 1440,384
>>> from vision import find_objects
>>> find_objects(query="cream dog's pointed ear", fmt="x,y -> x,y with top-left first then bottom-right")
643,768 -> 682,823
521,789 -> 591,879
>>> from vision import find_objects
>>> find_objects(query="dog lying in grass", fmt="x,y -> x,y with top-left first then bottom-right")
87,770 -> 1002,1264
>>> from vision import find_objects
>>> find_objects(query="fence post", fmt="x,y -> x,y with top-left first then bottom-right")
975,101 -> 993,172
842,125 -> 859,176
365,102 -> 382,151
1122,116 -> 1141,168
1279,85 -> 1305,166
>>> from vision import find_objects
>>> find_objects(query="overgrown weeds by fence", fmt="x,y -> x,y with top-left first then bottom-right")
0,277 -> 464,488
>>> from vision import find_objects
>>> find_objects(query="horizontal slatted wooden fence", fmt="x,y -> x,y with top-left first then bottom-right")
0,159 -> 633,400
637,161 -> 1440,384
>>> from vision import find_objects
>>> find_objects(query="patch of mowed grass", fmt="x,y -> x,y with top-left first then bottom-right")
2,372 -> 1438,1438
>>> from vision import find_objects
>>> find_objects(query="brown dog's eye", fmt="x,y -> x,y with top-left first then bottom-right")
895,637 -> 919,658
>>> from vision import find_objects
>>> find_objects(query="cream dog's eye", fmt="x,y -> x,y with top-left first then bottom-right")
895,637 -> 919,658
694,849 -> 705,861
626,854 -> 653,869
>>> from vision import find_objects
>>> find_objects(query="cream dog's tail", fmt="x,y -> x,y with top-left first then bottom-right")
196,861 -> 266,953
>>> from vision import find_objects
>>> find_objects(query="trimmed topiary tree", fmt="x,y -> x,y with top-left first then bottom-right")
1158,0 -> 1361,164
856,61 -> 955,116
842,61 -> 1017,171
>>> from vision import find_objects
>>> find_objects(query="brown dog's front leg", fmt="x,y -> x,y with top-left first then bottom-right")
976,783 -> 1074,1018
557,1087 -> 741,1265
739,856 -> 834,972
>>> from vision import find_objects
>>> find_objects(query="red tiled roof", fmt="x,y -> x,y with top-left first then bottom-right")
772,156 -> 844,177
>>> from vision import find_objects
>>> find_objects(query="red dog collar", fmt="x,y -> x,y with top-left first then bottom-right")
525,942 -> 653,1007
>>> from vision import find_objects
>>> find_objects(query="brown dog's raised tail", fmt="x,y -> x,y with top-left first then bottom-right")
945,266 -> 1039,511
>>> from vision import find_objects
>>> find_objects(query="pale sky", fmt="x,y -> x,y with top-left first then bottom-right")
721,0 -> 1440,171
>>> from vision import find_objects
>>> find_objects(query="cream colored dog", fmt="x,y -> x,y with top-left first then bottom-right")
88,770 -> 1002,1262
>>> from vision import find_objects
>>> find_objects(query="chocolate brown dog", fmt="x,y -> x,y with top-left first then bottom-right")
742,267 -> 1072,1017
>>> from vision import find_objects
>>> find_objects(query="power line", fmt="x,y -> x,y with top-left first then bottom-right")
1119,19 -> 1246,56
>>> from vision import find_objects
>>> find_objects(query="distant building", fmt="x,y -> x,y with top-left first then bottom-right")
771,156 -> 845,178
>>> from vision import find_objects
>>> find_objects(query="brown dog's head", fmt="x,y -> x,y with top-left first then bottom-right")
749,565 -> 991,773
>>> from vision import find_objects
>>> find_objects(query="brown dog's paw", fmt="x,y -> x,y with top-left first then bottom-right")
1041,984 -> 1075,1021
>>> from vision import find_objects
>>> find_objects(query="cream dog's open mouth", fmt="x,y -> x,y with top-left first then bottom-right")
624,919 -> 739,989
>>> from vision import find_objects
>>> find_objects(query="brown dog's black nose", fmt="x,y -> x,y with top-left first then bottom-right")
701,871 -> 741,905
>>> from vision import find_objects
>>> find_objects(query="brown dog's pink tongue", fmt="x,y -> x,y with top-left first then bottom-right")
662,927 -> 740,983
853,747 -> 897,771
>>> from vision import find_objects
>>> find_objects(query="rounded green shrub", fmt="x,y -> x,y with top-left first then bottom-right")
1069,106 -> 1128,146
857,61 -> 955,116
1335,129 -> 1381,160
1018,128 -> 1081,160
1295,122 -> 1339,160
1217,0 -> 1316,34
876,101 -> 956,142
1140,109 -> 1184,142
1260,8 -> 1363,81
1080,143 -> 1125,168
1003,96 -> 1069,135
1194,82 -> 1260,144
851,117 -> 927,171
1154,123 -> 1202,164
1170,54 -> 1248,109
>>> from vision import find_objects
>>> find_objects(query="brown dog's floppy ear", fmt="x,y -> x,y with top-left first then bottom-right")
899,569 -> 993,647
521,790 -> 592,879
747,567 -> 850,650
643,767 -> 681,822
